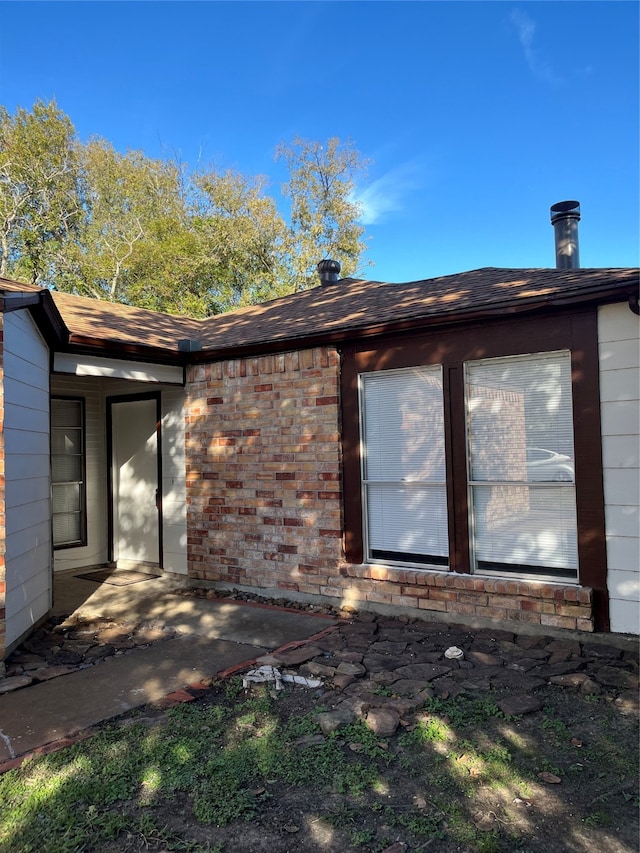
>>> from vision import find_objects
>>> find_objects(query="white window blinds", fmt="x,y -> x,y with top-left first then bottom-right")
361,367 -> 448,566
466,351 -> 578,579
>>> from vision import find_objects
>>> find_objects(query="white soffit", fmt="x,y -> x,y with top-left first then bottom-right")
53,353 -> 184,385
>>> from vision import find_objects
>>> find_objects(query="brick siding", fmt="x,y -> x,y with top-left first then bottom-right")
185,347 -> 344,593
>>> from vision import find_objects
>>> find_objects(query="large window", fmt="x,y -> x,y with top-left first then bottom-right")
51,398 -> 86,548
359,351 -> 578,582
465,352 -> 577,580
361,367 -> 448,566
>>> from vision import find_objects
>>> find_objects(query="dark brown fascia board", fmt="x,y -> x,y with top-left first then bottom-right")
59,336 -> 189,367
0,289 -> 69,348
186,280 -> 639,364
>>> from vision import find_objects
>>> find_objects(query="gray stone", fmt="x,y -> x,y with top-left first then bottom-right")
334,650 -> 364,663
49,650 -> 84,666
369,641 -> 408,655
497,695 -> 542,716
594,665 -> 639,690
549,673 -> 601,693
392,663 -> 451,681
469,651 -> 504,667
363,654 -> 405,673
544,639 -> 581,656
277,645 -> 323,666
390,678 -> 432,697
614,690 -> 640,716
490,671 -> 546,691
582,643 -> 622,660
0,674 -> 33,694
294,734 -> 326,748
515,634 -> 551,650
370,670 -> 399,686
332,674 -> 356,691
31,666 -> 75,682
300,661 -> 337,678
342,622 -> 378,636
83,644 -> 116,663
507,658 -> 541,672
336,661 -> 366,677
432,676 -> 466,699
533,660 -> 586,678
316,708 -> 355,735
365,707 -> 400,737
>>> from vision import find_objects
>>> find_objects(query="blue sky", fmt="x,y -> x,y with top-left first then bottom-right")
1,1 -> 638,282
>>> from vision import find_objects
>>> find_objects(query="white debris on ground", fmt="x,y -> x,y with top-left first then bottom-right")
242,665 -> 323,691
444,646 -> 465,660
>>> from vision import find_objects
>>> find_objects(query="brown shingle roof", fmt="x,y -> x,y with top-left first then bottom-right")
2,268 -> 638,361
194,267 -> 639,355
49,290 -> 200,351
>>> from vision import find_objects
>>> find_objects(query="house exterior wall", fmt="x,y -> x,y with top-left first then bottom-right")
2,311 -> 51,654
598,302 -> 640,634
185,347 -> 343,593
185,321 -> 601,633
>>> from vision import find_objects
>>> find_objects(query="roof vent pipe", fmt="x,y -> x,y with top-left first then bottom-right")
550,200 -> 581,269
317,259 -> 341,285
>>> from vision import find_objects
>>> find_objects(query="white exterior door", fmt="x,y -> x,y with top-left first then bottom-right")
110,397 -> 160,565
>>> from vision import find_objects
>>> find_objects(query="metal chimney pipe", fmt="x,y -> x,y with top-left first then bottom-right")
550,200 -> 581,269
317,259 -> 341,285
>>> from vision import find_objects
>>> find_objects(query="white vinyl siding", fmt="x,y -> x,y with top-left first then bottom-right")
3,312 -> 51,648
598,303 -> 640,634
161,387 -> 188,574
361,367 -> 448,566
466,351 -> 578,581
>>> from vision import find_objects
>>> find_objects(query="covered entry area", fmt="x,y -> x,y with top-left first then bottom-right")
51,353 -> 188,578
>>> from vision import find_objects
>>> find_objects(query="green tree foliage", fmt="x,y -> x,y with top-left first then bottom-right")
0,101 -> 370,315
0,99 -> 80,284
277,136 -> 369,290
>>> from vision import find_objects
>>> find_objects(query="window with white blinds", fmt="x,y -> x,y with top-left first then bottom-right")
465,351 -> 578,579
361,367 -> 448,566
51,398 -> 86,548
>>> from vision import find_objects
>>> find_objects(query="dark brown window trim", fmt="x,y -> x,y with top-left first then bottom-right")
340,307 -> 609,631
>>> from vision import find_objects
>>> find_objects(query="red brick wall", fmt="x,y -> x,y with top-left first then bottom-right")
185,347 -> 344,595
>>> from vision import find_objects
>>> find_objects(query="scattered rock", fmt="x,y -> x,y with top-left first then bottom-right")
336,661 -> 366,677
595,666 -> 639,690
316,708 -> 355,735
0,675 -> 34,694
365,707 -> 400,737
537,771 -> 562,784
392,663 -> 451,681
497,695 -> 543,716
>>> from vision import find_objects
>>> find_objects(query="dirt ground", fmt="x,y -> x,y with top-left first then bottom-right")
94,619 -> 638,853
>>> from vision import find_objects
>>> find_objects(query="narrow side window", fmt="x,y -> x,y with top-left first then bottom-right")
51,398 -> 86,548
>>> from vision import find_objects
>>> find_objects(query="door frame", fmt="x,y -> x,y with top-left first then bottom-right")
106,391 -> 163,568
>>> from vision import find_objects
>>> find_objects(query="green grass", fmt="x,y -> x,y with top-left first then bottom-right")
0,682 -> 638,853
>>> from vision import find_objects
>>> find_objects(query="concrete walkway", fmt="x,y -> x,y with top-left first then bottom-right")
0,570 -> 336,765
